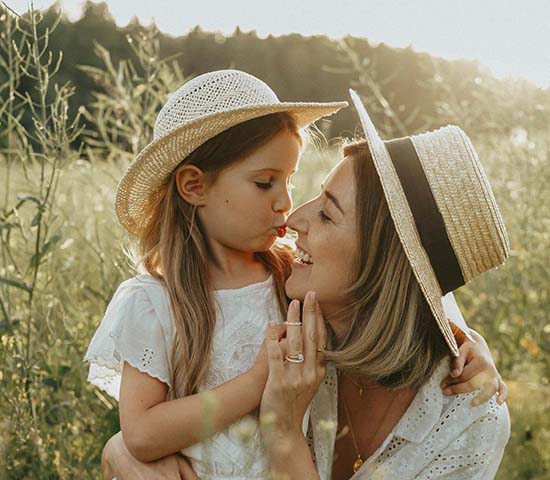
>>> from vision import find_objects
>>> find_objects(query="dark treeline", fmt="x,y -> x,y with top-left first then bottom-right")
1,1 -> 549,145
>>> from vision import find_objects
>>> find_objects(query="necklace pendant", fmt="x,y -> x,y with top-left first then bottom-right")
353,455 -> 363,473
359,387 -> 363,397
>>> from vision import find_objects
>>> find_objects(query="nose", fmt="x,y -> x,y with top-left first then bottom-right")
273,184 -> 293,215
287,201 -> 309,234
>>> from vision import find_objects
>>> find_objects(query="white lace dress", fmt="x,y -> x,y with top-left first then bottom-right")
84,273 -> 285,480
308,359 -> 510,480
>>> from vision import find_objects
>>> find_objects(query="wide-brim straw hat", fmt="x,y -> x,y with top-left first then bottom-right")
115,69 -> 348,236
349,90 -> 509,356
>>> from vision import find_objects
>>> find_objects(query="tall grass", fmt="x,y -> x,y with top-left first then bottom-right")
0,5 -> 548,480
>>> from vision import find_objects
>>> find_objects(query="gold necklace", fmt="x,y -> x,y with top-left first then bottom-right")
341,371 -> 368,396
339,376 -> 399,474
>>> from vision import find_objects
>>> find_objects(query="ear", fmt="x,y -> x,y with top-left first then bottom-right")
175,165 -> 209,206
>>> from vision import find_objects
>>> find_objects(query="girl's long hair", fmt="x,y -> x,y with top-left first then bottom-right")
132,113 -> 301,398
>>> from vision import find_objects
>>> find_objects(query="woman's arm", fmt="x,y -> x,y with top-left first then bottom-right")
260,293 -> 327,479
120,325 -> 286,463
101,431 -> 195,480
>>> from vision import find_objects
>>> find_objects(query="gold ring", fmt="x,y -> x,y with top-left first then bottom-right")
285,321 -> 302,326
285,353 -> 305,363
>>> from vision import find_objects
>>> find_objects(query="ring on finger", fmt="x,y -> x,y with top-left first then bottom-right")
285,321 -> 302,326
285,353 -> 305,363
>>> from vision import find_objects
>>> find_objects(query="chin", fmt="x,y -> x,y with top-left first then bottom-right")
284,271 -> 307,301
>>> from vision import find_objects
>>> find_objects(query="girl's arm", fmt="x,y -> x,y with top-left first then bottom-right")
120,325 -> 286,463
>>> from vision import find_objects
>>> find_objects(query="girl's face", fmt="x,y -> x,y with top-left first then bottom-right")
285,157 -> 358,315
199,130 -> 301,254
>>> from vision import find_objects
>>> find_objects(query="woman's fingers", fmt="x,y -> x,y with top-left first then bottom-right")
285,299 -> 303,358
303,292 -> 318,369
176,455 -> 200,480
316,296 -> 327,355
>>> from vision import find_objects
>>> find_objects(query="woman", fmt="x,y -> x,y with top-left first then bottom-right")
259,91 -> 510,479
101,92 -> 509,479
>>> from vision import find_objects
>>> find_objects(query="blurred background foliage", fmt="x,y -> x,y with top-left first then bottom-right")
0,2 -> 548,479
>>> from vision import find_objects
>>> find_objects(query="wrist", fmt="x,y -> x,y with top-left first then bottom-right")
244,367 -> 267,403
264,427 -> 305,454
266,432 -> 318,478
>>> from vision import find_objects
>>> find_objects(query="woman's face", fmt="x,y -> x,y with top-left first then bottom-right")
285,156 -> 358,316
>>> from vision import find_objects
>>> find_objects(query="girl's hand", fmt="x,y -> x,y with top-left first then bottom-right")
101,431 -> 196,480
441,324 -> 507,407
259,292 -> 327,445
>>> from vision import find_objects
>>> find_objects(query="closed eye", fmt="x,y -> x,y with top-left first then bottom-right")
318,210 -> 331,223
255,182 -> 273,190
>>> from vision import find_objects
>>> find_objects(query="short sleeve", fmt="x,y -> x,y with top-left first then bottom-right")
83,277 -> 174,401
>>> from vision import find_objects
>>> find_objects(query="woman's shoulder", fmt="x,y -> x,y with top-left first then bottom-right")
395,359 -> 510,444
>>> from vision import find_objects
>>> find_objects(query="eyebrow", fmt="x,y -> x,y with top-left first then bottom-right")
323,187 -> 344,215
250,168 -> 297,174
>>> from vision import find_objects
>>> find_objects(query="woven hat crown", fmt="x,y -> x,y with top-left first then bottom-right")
153,70 -> 280,140
409,125 -> 510,284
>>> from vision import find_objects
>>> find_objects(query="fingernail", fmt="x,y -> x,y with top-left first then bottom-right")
440,381 -> 447,389
290,299 -> 300,309
451,369 -> 460,377
443,388 -> 452,395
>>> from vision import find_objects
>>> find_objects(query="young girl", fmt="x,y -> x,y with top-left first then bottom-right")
84,70 -> 504,480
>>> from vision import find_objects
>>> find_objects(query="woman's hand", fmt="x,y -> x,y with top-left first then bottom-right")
101,431 -> 198,480
441,323 -> 508,407
260,291 -> 327,444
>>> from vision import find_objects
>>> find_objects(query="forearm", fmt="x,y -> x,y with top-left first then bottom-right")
265,432 -> 319,480
127,370 -> 263,461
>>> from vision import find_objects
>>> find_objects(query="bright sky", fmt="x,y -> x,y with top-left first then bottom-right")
6,0 -> 550,88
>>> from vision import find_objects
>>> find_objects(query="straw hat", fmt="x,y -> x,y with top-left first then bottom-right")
349,90 -> 509,356
115,69 -> 348,235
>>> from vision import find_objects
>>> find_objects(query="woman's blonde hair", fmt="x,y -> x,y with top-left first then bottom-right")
324,139 -> 449,390
131,113 -> 300,398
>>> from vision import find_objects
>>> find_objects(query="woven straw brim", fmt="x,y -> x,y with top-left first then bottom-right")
350,90 -> 509,357
116,101 -> 347,236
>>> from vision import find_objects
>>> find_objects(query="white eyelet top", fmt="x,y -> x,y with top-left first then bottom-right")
308,359 -> 510,480
84,273 -> 284,480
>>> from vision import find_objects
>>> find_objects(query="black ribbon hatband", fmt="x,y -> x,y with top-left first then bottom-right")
384,137 -> 465,294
